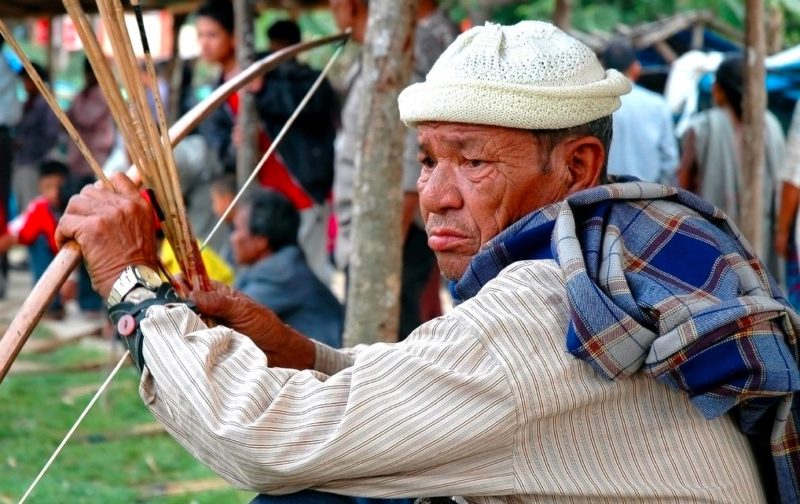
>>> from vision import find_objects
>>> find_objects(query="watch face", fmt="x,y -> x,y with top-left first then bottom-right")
137,267 -> 162,288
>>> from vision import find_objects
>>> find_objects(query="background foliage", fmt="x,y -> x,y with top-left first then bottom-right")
441,0 -> 800,46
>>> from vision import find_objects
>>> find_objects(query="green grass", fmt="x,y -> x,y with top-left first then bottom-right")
0,328 -> 253,504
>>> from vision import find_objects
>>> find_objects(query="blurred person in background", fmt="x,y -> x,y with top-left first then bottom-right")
776,100 -> 800,309
1,161 -> 70,318
195,0 -> 313,216
257,19 -> 339,285
13,62 -> 61,213
0,36 -> 22,299
210,172 -> 239,267
678,55 -> 785,278
603,40 -> 679,185
66,58 -> 115,178
231,189 -> 343,348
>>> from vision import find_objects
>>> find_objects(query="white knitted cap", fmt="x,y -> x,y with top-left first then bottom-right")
399,21 -> 631,130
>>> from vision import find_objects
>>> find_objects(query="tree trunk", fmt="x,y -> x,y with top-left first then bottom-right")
742,0 -> 766,257
344,0 -> 418,346
234,0 -> 258,189
554,0 -> 573,31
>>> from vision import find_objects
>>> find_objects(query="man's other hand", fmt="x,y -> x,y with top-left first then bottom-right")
190,283 -> 316,370
55,173 -> 159,300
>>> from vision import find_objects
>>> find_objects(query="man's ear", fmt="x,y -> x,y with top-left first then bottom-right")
561,136 -> 605,193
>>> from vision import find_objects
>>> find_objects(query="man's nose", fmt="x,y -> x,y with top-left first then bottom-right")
419,164 -> 463,215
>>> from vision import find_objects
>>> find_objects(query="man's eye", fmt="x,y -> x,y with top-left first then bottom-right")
420,157 -> 436,169
468,159 -> 485,168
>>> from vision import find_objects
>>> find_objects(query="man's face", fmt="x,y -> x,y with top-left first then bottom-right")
230,207 -> 269,266
197,17 -> 235,65
417,122 -> 571,280
39,174 -> 65,209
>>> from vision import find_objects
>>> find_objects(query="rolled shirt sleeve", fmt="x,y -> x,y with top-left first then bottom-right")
138,304 -> 517,498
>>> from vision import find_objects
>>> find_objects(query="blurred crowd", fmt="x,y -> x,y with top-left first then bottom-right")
0,0 -> 456,349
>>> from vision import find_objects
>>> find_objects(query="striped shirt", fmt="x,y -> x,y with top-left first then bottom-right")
139,259 -> 766,503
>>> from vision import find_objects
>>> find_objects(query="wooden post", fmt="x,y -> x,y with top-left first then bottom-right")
554,0 -> 573,31
234,0 -> 257,189
344,0 -> 418,346
742,0 -> 766,256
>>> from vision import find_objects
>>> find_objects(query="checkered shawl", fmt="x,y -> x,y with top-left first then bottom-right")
453,181 -> 800,503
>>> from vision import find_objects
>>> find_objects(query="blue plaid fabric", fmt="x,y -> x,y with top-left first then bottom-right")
453,180 -> 800,503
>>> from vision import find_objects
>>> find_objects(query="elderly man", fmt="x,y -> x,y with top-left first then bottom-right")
58,22 -> 799,503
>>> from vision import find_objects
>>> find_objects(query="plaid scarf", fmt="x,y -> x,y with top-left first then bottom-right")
453,181 -> 800,503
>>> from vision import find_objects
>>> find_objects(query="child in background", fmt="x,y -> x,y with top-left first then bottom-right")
0,160 -> 70,317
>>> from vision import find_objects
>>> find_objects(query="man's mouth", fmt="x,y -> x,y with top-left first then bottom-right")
427,228 -> 471,252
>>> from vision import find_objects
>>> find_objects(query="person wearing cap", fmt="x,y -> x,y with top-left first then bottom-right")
57,21 -> 800,503
677,54 -> 785,279
601,40 -> 679,185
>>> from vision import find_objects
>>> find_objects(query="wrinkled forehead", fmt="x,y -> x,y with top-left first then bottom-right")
416,121 -> 534,151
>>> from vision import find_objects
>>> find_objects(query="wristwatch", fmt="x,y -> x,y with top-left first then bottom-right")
106,264 -> 164,307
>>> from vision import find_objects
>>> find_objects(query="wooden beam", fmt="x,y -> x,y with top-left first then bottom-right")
654,40 -> 678,63
630,11 -> 703,49
706,17 -> 745,45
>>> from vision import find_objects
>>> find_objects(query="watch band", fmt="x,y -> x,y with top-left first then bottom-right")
109,283 -> 193,373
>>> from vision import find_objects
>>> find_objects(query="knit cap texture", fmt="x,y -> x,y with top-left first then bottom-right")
398,21 -> 631,129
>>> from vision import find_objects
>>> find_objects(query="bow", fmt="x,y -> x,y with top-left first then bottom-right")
0,31 -> 350,383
